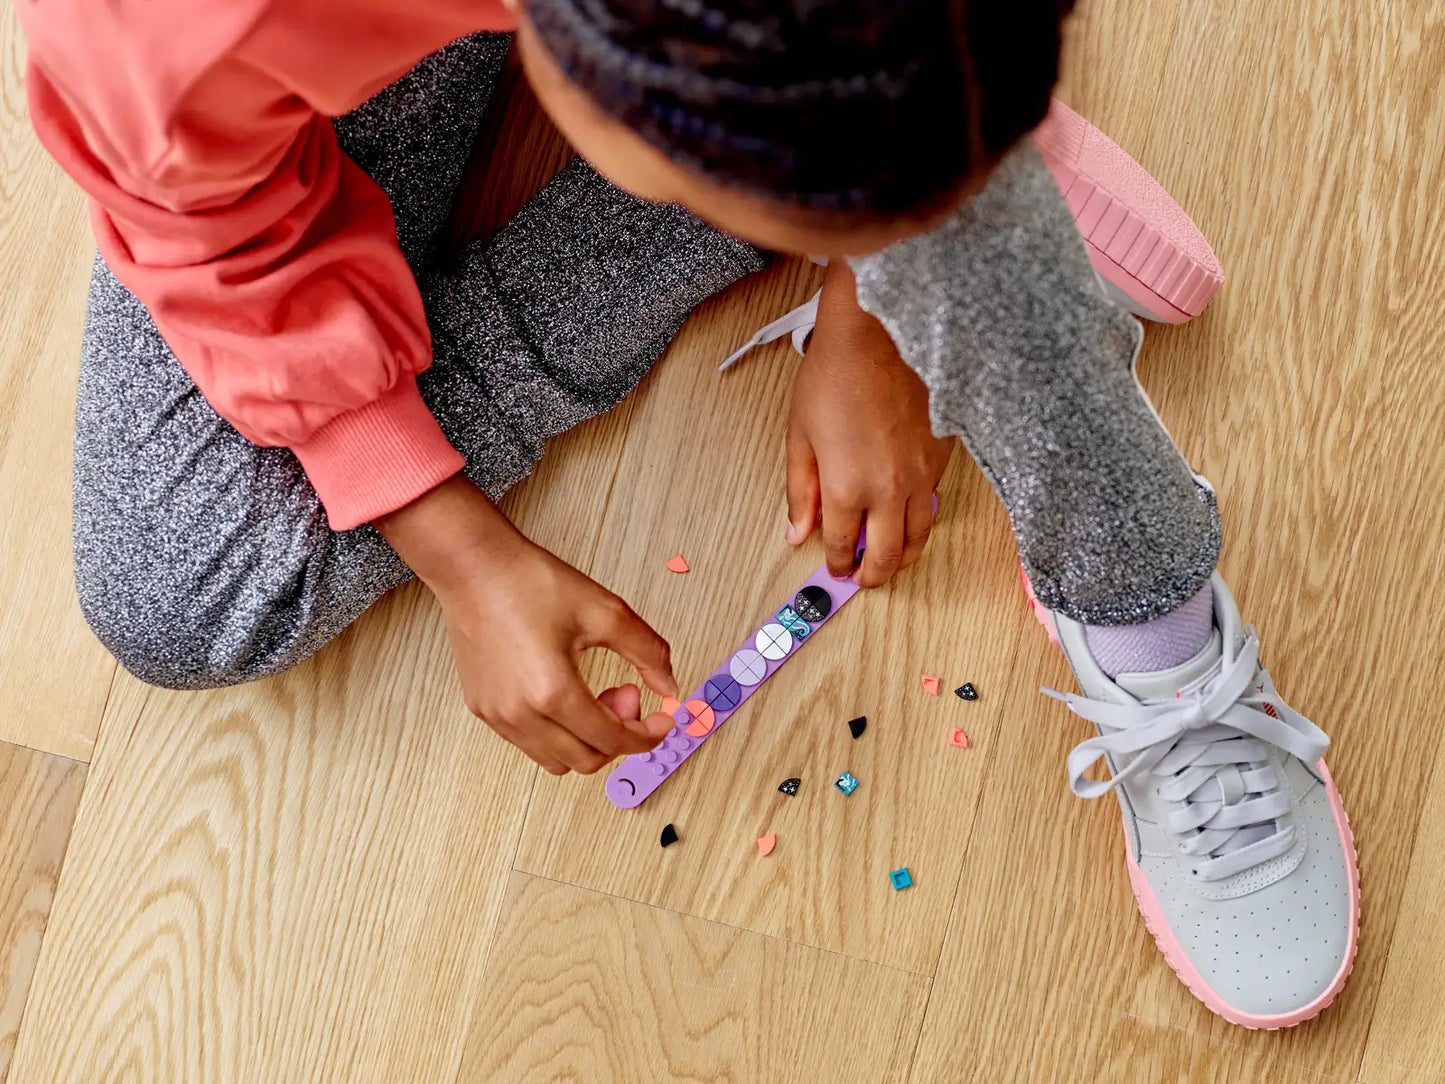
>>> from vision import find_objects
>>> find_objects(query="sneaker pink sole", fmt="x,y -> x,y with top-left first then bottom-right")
1032,100 -> 1225,324
1019,564 -> 1360,1027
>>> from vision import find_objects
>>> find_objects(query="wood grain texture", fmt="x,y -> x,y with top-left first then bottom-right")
456,872 -> 930,1083
0,60 -> 776,1080
0,4 -> 117,760
0,743 -> 84,1083
1359,730 -> 1445,1084
8,587 -> 537,1084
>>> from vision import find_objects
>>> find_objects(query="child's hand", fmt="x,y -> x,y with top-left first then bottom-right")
376,477 -> 678,774
785,261 -> 953,586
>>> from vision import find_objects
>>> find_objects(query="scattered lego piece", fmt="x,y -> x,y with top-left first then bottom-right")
660,823 -> 679,848
757,833 -> 777,857
949,728 -> 969,749
835,771 -> 859,796
921,674 -> 941,695
955,682 -> 978,701
664,554 -> 690,573
848,716 -> 867,740
889,867 -> 913,890
778,777 -> 801,796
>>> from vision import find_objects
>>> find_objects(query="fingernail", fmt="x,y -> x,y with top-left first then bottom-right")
785,522 -> 805,544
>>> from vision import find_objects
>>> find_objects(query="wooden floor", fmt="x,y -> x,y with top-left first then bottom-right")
2,0 -> 1443,1079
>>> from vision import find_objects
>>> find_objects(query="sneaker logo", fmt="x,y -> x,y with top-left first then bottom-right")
1262,703 -> 1279,719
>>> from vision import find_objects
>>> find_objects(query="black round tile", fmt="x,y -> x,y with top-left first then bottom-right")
793,585 -> 832,622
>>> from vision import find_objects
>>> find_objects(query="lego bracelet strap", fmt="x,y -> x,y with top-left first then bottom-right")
604,557 -> 862,808
603,497 -> 934,809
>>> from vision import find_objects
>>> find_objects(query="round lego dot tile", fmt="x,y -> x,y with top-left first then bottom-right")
729,648 -> 767,686
755,623 -> 793,661
682,698 -> 715,737
793,585 -> 832,622
703,674 -> 743,712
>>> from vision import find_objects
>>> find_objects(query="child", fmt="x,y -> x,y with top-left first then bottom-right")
21,0 -> 1355,1028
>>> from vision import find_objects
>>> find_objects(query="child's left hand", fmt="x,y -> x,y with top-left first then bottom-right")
785,260 -> 953,587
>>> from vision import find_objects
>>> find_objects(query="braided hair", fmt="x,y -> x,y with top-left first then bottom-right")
527,0 -> 1075,217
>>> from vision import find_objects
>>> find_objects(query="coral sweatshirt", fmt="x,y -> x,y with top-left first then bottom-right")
20,0 -> 517,529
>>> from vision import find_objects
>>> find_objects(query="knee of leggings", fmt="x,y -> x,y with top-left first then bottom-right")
74,570 -> 254,692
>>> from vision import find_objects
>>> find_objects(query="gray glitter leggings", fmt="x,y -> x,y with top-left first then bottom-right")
853,144 -> 1220,626
72,35 -> 1218,691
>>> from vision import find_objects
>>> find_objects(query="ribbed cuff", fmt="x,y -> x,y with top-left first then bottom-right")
291,375 -> 465,531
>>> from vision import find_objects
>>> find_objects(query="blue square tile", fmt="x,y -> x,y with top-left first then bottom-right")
774,605 -> 811,640
835,771 -> 859,796
889,867 -> 912,890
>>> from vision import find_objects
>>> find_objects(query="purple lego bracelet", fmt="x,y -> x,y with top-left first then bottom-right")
604,497 -> 934,809
604,560 -> 862,808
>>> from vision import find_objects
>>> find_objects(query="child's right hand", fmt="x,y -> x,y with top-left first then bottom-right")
375,476 -> 678,774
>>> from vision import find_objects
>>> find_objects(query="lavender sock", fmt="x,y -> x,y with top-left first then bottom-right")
1085,583 -> 1215,678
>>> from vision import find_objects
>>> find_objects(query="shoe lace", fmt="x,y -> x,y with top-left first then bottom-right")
1042,630 -> 1329,882
717,290 -> 819,370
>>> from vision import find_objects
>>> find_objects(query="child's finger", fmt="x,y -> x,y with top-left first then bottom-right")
545,674 -> 660,760
855,504 -> 906,587
785,428 -> 820,544
500,712 -> 596,775
821,499 -> 864,579
899,491 -> 936,570
597,685 -> 671,744
598,683 -> 641,720
536,714 -> 614,774
637,709 -> 676,741
583,597 -> 678,699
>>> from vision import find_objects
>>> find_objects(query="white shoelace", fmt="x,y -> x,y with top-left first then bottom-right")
1043,630 -> 1330,882
717,290 -> 819,370
719,272 -> 1118,371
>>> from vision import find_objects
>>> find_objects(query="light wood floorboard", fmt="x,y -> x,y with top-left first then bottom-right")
0,3 -> 117,761
0,743 -> 84,1083
456,872 -> 929,1082
8,593 -> 535,1083
2,0 -> 1442,1079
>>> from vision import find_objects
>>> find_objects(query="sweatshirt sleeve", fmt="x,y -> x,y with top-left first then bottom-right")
23,18 -> 466,531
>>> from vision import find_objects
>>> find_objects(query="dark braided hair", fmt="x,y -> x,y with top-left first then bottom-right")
527,0 -> 1075,217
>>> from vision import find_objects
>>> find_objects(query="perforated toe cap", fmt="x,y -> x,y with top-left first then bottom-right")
1137,783 -> 1354,1017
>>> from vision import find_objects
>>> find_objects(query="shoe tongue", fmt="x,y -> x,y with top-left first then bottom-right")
1114,629 -> 1224,701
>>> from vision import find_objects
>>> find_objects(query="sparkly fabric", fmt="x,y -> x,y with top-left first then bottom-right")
850,143 -> 1221,625
1085,582 -> 1215,678
330,33 -> 512,271
420,157 -> 764,497
71,34 -> 762,689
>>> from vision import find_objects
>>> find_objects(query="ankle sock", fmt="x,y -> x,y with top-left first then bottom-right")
1085,583 -> 1214,678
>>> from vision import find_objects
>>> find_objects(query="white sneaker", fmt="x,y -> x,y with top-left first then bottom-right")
1025,571 -> 1359,1028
